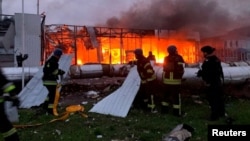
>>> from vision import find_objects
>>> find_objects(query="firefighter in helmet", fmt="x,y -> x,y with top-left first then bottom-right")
0,68 -> 20,141
161,45 -> 185,117
42,47 -> 65,115
133,48 -> 158,113
147,51 -> 156,66
197,45 -> 225,121
147,51 -> 156,62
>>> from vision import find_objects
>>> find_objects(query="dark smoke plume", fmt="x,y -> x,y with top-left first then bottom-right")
105,0 -> 249,38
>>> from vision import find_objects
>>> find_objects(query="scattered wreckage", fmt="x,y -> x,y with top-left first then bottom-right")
9,59 -> 250,117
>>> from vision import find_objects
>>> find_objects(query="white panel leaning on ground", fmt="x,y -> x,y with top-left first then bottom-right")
18,54 -> 73,108
89,66 -> 141,118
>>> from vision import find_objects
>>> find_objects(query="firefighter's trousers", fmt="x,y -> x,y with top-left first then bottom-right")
134,79 -> 158,112
43,84 -> 57,114
161,84 -> 182,116
0,102 -> 19,141
205,83 -> 225,119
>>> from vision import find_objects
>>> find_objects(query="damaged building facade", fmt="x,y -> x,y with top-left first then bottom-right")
43,24 -> 250,66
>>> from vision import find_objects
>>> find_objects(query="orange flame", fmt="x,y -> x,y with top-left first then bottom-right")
46,26 -> 198,65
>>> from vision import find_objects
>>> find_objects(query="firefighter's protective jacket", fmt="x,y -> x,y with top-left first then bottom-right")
136,56 -> 156,84
0,69 -> 16,103
0,68 -> 20,141
163,54 -> 184,85
42,55 -> 63,85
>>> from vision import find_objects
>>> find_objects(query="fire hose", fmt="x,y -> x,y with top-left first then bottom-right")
14,83 -> 88,128
14,104 -> 88,128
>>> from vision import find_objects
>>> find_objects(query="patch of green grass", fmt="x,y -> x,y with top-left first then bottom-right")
2,97 -> 250,141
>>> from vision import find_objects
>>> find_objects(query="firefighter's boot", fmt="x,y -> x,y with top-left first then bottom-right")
173,105 -> 181,116
161,102 -> 169,114
42,99 -> 49,110
3,129 -> 20,141
47,104 -> 54,115
142,99 -> 150,112
173,104 -> 186,117
173,94 -> 186,117
53,84 -> 61,116
148,95 -> 157,113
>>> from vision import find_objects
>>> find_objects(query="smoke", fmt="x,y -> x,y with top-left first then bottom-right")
2,0 -> 138,26
105,0 -> 250,38
2,0 -> 250,37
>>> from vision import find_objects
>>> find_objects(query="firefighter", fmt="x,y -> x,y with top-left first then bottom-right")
0,68 -> 20,141
197,45 -> 225,121
147,51 -> 156,62
147,51 -> 156,66
161,45 -> 185,117
133,48 -> 158,113
42,47 -> 65,115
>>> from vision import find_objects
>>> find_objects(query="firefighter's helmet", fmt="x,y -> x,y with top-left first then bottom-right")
167,45 -> 177,54
134,48 -> 143,56
53,48 -> 63,57
201,46 -> 215,54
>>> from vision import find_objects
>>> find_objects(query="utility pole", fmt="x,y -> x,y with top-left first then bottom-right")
0,0 -> 2,15
21,0 -> 25,89
37,0 -> 39,14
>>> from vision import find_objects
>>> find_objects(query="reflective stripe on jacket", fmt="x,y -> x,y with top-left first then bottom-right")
141,74 -> 156,84
137,57 -> 156,84
162,72 -> 182,85
0,97 -> 4,103
43,80 -> 57,85
43,55 -> 60,85
162,54 -> 184,85
2,128 -> 17,138
2,82 -> 16,93
1,69 -> 16,103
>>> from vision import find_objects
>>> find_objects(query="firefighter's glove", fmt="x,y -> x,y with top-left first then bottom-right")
196,70 -> 202,77
4,96 -> 20,107
23,54 -> 28,61
12,97 -> 20,107
58,69 -> 65,75
204,82 -> 211,87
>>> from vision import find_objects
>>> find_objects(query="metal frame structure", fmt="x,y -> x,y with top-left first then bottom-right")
43,24 -> 200,65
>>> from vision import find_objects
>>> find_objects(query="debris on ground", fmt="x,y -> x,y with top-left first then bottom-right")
162,124 -> 194,141
59,76 -> 126,106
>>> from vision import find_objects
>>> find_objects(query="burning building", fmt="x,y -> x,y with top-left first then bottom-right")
43,24 -> 250,67
42,0 -> 250,66
44,25 -> 200,66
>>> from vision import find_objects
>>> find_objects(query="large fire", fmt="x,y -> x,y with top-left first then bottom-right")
44,25 -> 199,65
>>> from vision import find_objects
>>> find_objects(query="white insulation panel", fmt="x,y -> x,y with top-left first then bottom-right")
89,66 -> 141,118
18,54 -> 73,108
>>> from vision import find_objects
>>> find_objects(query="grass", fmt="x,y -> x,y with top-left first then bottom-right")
2,94 -> 250,141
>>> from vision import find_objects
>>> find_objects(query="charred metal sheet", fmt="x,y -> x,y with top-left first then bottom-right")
89,66 -> 140,118
18,54 -> 73,108
18,68 -> 47,108
86,26 -> 99,48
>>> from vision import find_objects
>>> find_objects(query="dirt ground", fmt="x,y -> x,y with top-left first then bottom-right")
59,76 -> 126,107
